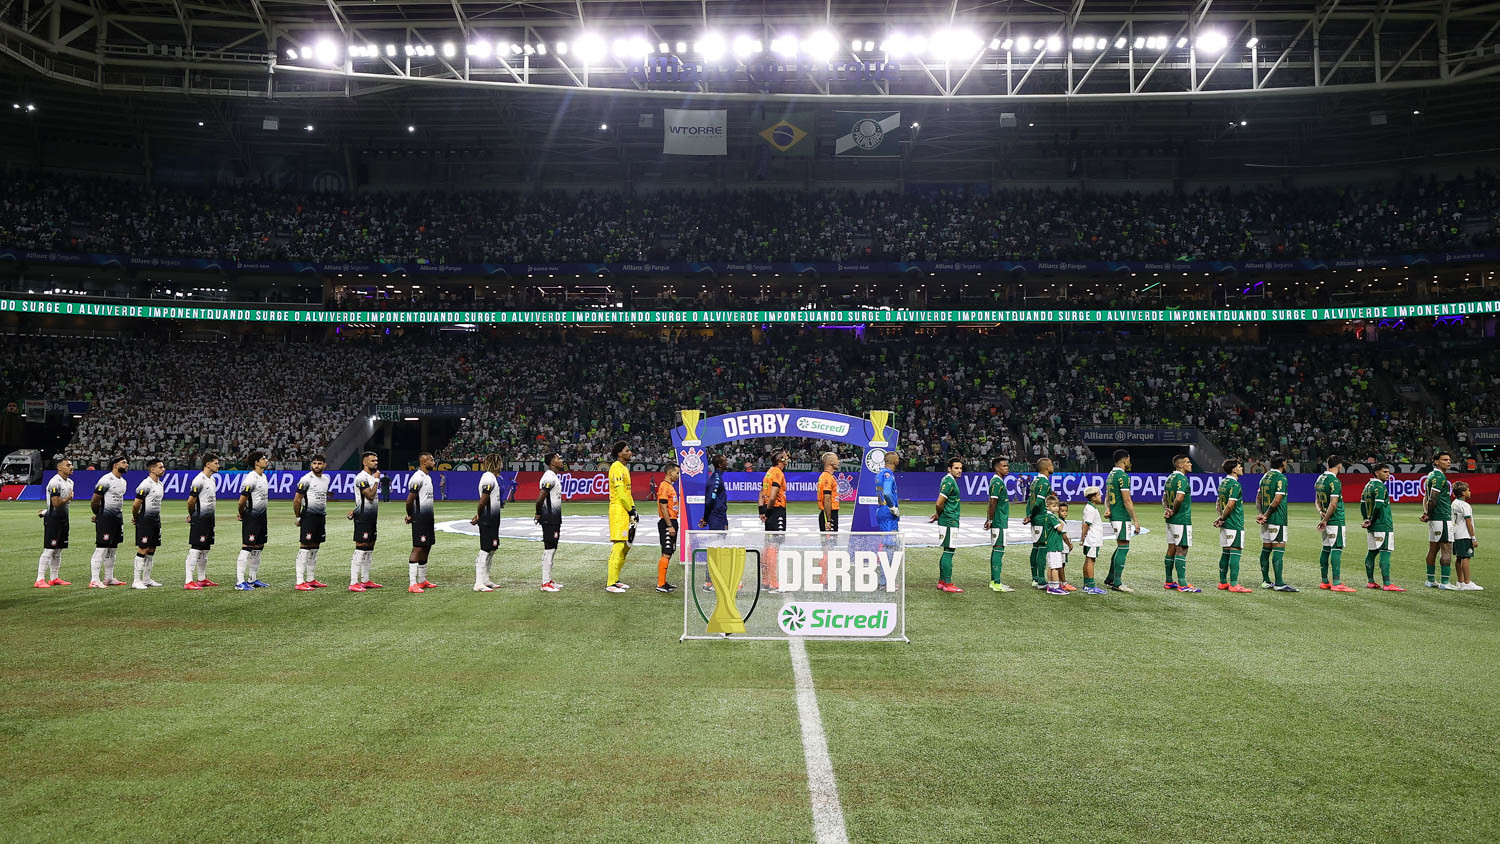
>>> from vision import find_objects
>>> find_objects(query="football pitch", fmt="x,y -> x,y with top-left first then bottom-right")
2,500 -> 1497,843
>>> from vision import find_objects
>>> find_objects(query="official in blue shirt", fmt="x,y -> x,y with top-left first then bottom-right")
875,451 -> 901,532
698,454 -> 729,531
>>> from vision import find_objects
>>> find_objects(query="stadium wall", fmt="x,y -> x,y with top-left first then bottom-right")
37,471 -> 1500,506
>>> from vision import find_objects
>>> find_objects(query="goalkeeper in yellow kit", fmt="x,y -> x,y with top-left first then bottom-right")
605,441 -> 637,593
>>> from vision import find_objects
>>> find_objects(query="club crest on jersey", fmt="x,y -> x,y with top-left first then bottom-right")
679,448 -> 706,477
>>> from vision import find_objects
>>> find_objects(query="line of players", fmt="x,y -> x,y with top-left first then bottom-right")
33,448 -> 579,594
924,448 -> 1483,595
32,444 -> 1482,596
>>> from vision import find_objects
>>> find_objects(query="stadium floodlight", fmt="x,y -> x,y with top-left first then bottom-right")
864,40 -> 874,51
599,122 -> 608,131
537,43 -> 547,55
771,35 -> 799,58
304,124 -> 314,132
300,46 -> 313,59
286,48 -> 298,60
1133,36 -> 1145,49
524,43 -> 537,55
197,120 -> 204,126
1195,31 -> 1228,54
850,38 -> 862,51
555,41 -> 569,55
403,44 -> 415,57
805,29 -> 838,62
1072,36 -> 1084,50
1046,35 -> 1062,52
1115,37 -> 1126,49
407,125 -> 416,133
1246,37 -> 1259,48
659,42 -> 669,54
1000,38 -> 1013,50
468,40 -> 491,58
910,34 -> 929,55
697,32 -> 727,62
931,27 -> 983,61
1176,36 -> 1189,48
442,42 -> 456,58
508,42 -> 522,55
732,34 -> 760,60
881,32 -> 908,57
1014,36 -> 1031,52
385,43 -> 397,56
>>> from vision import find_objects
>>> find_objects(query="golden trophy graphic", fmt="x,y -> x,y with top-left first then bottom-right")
706,547 -> 748,634
867,409 -> 892,447
678,409 -> 703,446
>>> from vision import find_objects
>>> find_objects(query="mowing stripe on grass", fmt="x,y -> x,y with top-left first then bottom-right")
789,638 -> 848,844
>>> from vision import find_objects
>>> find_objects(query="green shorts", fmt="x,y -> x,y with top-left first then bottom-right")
1454,538 -> 1474,559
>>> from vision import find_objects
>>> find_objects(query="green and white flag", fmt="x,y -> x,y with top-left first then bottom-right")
834,111 -> 903,157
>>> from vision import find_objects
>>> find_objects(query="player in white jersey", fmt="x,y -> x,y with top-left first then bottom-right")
184,454 -> 221,589
235,451 -> 271,590
535,451 -> 566,592
1452,482 -> 1481,590
347,451 -> 382,592
89,457 -> 130,588
292,455 -> 331,590
405,452 -> 438,592
36,458 -> 76,588
131,459 -> 167,589
470,453 -> 506,592
1079,487 -> 1107,595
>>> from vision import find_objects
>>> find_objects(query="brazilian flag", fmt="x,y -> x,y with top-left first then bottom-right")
753,110 -> 814,157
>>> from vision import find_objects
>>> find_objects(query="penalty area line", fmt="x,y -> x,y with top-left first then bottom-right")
789,638 -> 849,844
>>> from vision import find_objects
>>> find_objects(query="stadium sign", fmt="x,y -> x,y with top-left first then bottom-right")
5,297 -> 1500,325
1080,427 -> 1199,444
778,603 -> 899,638
776,549 -> 903,593
1469,428 -> 1500,445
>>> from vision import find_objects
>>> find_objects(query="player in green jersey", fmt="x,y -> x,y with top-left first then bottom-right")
982,456 -> 1014,592
1212,459 -> 1253,592
932,457 -> 965,593
1420,451 -> 1457,588
1360,464 -> 1404,591
1256,456 -> 1298,592
1024,458 -> 1055,589
1103,449 -> 1140,593
1314,455 -> 1357,592
1162,454 -> 1201,592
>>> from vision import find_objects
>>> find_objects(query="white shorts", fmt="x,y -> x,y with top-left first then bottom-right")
1046,551 -> 1064,569
1220,528 -> 1245,549
1109,520 -> 1132,542
1165,524 -> 1193,548
1031,525 -> 1044,545
1428,520 -> 1455,544
990,528 -> 1004,547
1367,530 -> 1395,552
1083,544 -> 1101,560
1322,525 -> 1346,549
1260,523 -> 1287,544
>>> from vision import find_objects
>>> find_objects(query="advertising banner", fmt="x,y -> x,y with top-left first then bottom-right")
5,296 -> 1497,326
1468,429 -> 1500,446
663,109 -> 728,155
1338,473 -> 1500,505
1079,427 -> 1199,445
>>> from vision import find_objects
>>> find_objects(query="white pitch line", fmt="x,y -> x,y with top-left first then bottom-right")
789,638 -> 850,844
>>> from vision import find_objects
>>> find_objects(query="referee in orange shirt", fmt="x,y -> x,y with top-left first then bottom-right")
760,450 -> 789,590
655,464 -> 679,593
816,451 -> 841,533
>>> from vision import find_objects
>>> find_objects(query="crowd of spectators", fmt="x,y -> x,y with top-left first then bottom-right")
2,328 -> 1492,473
3,170 -> 1498,265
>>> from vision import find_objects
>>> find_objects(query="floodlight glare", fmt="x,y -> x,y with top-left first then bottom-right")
1176,37 -> 1189,48
1195,31 -> 1228,54
442,41 -> 456,58
882,33 -> 908,57
523,43 -> 535,55
407,125 -> 416,133
1015,36 -> 1032,52
556,41 -> 569,55
385,43 -> 397,56
863,40 -> 874,51
300,47 -> 313,59
733,34 -> 759,60
574,33 -> 605,63
771,35 -> 799,58
469,40 -> 490,58
315,40 -> 340,63
850,39 -> 862,51
1246,37 -> 1259,48
910,34 -> 929,55
1114,37 -> 1126,49
537,43 -> 547,55
509,42 -> 522,55
805,30 -> 838,62
286,48 -> 298,60
1072,36 -> 1084,50
676,41 -> 686,53
1001,38 -> 1013,50
930,28 -> 982,61
698,32 -> 728,61
659,42 -> 669,53
1046,35 -> 1061,52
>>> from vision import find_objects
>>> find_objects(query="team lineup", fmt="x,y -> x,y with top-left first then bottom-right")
29,443 -> 1482,597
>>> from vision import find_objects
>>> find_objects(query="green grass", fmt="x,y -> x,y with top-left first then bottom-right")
1,501 -> 1497,842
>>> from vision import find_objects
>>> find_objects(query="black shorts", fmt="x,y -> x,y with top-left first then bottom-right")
764,507 -> 787,532
818,510 -> 840,532
299,512 -> 327,546
539,518 -> 561,551
242,513 -> 268,547
189,515 -> 216,550
353,517 -> 377,546
135,516 -> 162,549
43,515 -> 70,550
411,516 -> 435,549
94,512 -> 124,548
478,517 -> 501,553
658,518 -> 678,555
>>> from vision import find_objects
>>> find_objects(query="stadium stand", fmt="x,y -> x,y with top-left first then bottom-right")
3,170 -> 1499,264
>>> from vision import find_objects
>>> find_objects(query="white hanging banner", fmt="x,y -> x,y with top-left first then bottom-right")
663,109 -> 728,156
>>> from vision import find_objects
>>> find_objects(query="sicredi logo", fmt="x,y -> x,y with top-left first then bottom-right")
776,549 -> 902,592
722,412 -> 790,438
778,602 -> 899,637
795,417 -> 850,437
